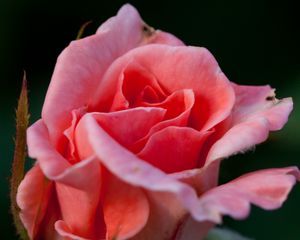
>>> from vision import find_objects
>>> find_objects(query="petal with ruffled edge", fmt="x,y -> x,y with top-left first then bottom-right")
27,120 -> 103,238
206,84 -> 293,166
196,167 -> 300,223
42,4 -> 183,145
17,164 -> 53,239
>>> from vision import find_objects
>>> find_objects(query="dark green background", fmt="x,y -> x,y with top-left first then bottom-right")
1,0 -> 299,239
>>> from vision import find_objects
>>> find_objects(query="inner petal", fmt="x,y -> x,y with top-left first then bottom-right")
137,126 -> 212,173
110,61 -> 167,111
75,108 -> 166,160
131,89 -> 195,152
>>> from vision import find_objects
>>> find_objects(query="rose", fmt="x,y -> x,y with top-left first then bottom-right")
16,4 -> 299,240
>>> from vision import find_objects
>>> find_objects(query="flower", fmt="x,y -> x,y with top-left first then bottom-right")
16,4 -> 299,240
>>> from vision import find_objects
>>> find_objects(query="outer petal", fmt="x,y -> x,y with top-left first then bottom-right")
27,120 -> 103,238
55,158 -> 102,239
92,45 -> 235,132
231,84 -> 293,131
170,160 -> 220,195
17,164 -> 53,239
196,167 -> 300,223
27,120 -> 71,178
102,172 -> 149,240
35,187 -> 62,240
131,191 -> 186,240
206,84 -> 293,166
42,4 -> 182,145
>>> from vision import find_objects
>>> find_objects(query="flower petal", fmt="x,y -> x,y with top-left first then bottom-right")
27,120 -> 104,238
55,221 -> 89,240
102,171 -> 149,240
42,4 -> 179,145
231,84 -> 293,131
170,160 -> 220,195
74,108 -> 166,160
206,85 -> 293,165
76,114 -> 211,222
92,45 -> 235,132
27,120 -> 70,178
138,126 -> 212,173
131,191 -> 186,240
35,187 -> 62,240
132,89 -> 195,152
17,164 -> 53,239
92,107 -> 165,149
196,167 -> 300,223
54,158 -> 102,238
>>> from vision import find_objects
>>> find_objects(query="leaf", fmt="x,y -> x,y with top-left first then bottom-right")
205,228 -> 253,240
10,72 -> 30,240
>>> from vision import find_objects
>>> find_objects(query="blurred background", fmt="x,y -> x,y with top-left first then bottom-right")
1,0 -> 299,239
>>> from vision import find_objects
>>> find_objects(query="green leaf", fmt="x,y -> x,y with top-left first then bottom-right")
205,228 -> 253,240
10,72 -> 30,240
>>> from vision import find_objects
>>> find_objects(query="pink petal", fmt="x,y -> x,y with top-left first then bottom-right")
131,191 -> 187,240
74,107 -> 166,160
231,84 -> 293,131
54,158 -> 102,238
55,221 -> 89,240
96,5 -> 184,47
77,114 -> 210,221
35,187 -> 62,240
92,45 -> 235,132
17,164 -> 53,239
63,107 -> 87,164
170,160 -> 220,195
92,107 -> 166,150
138,126 -> 212,173
196,167 -> 300,223
27,120 -> 104,238
102,172 -> 149,240
206,85 -> 293,165
92,60 -> 167,112
132,89 -> 195,152
142,89 -> 194,123
42,4 -> 181,145
27,120 -> 70,178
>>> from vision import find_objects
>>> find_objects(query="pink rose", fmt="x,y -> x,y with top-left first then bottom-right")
17,4 -> 299,240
